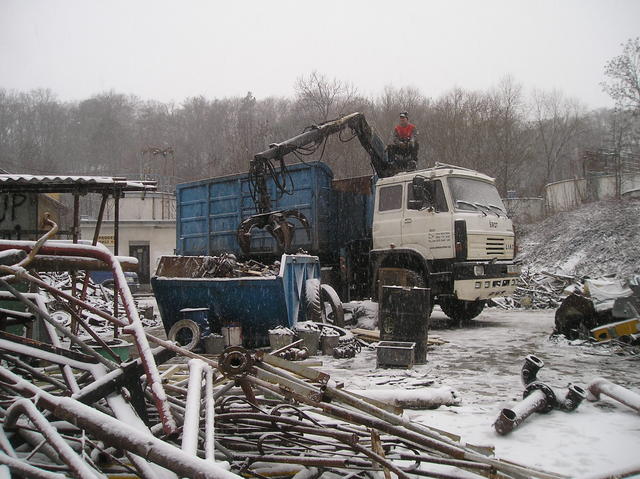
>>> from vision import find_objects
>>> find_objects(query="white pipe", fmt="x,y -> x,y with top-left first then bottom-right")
587,377 -> 640,413
205,366 -> 216,460
182,359 -> 205,456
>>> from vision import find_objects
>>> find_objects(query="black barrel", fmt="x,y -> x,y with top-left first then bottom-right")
379,286 -> 430,364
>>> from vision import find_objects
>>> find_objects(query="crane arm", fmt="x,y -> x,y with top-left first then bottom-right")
239,112 -> 402,254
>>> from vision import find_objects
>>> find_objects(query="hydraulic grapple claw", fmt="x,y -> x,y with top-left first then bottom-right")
237,209 -> 311,255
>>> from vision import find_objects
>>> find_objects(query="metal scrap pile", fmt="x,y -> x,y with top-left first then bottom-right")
0,233 -> 569,478
156,253 -> 280,279
39,271 -> 157,335
491,268 -> 579,310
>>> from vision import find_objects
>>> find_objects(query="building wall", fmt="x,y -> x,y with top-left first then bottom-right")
102,192 -> 175,221
79,221 -> 176,282
80,193 -> 177,284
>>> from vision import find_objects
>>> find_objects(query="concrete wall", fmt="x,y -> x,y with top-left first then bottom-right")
621,173 -> 640,198
545,173 -> 640,213
503,198 -> 545,223
544,178 -> 588,214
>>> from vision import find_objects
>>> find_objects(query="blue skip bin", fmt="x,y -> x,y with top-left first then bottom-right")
151,254 -> 320,347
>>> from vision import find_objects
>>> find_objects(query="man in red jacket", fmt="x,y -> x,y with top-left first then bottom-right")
388,111 -> 419,169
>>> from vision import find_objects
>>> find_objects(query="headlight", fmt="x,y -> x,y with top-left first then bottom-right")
507,264 -> 521,274
474,265 -> 484,276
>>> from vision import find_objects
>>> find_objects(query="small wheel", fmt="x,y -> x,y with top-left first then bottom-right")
168,319 -> 201,351
440,299 -> 485,322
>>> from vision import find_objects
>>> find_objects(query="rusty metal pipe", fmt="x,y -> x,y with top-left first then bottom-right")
0,240 -> 175,434
521,354 -> 544,386
494,382 -> 556,435
587,378 -> 640,413
557,385 -> 587,412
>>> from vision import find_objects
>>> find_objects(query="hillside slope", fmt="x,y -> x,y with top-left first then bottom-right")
517,198 -> 640,278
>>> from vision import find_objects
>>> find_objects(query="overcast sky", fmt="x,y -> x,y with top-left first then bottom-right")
1,0 -> 638,109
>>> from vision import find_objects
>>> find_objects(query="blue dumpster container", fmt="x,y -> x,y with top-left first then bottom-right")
151,254 -> 320,347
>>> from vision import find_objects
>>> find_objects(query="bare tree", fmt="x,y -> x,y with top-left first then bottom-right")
602,37 -> 640,113
531,89 -> 587,191
294,71 -> 358,121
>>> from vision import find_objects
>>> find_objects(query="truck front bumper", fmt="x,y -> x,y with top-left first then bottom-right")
452,261 -> 520,301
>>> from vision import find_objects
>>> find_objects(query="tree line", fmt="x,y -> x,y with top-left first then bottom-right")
1,45 -> 639,199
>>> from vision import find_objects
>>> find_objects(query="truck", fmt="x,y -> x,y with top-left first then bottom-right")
174,113 -> 520,322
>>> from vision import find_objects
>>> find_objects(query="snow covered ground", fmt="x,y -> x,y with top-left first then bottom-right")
321,306 -> 640,477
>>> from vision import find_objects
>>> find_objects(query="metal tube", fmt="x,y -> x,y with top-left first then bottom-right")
587,378 -> 640,413
0,450 -> 66,479
521,355 -> 544,386
0,367 -> 242,479
494,389 -> 548,435
4,399 -> 102,479
182,359 -> 205,455
205,367 -> 216,461
0,241 -> 176,434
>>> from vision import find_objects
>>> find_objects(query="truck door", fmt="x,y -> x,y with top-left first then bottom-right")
401,179 -> 454,259
372,183 -> 404,249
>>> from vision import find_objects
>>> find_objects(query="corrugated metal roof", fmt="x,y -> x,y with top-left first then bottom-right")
0,175 -> 157,193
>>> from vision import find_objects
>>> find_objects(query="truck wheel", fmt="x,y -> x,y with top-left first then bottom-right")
440,299 -> 485,322
304,279 -> 345,327
305,279 -> 323,323
320,284 -> 345,327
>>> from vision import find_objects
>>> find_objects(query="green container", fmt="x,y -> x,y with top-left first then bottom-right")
87,339 -> 132,362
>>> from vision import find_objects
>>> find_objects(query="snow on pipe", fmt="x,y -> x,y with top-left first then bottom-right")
0,240 -> 176,435
345,387 -> 460,409
557,385 -> 587,412
495,356 -> 587,435
587,378 -> 640,413
182,359 -> 205,456
205,367 -> 216,461
0,367 -> 243,479
3,399 -> 103,479
494,382 -> 556,435
0,450 -> 66,479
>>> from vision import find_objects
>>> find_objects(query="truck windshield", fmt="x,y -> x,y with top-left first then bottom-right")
448,177 -> 506,214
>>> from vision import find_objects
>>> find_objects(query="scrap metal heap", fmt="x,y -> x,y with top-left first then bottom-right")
0,226 -> 573,478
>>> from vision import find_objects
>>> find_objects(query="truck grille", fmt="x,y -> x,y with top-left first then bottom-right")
486,237 -> 505,256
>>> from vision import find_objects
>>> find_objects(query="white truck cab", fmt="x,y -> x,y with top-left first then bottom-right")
370,164 -> 520,321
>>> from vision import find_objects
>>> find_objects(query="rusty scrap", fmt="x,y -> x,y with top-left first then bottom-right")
494,355 -> 586,435
0,224 -> 572,479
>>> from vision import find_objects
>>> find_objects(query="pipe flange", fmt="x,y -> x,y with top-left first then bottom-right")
524,381 -> 556,413
521,354 -> 545,386
218,346 -> 253,378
